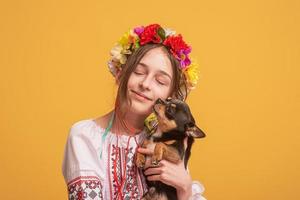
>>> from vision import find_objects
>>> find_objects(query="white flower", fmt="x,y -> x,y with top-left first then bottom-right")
164,28 -> 176,37
110,44 -> 127,64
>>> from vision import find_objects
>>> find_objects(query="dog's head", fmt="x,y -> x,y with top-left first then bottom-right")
153,97 -> 205,138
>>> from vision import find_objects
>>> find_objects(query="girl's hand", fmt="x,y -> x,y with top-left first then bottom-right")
137,137 -> 193,200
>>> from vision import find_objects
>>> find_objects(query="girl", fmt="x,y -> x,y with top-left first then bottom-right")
62,24 -> 206,200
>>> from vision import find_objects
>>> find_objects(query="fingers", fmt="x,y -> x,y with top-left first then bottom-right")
144,165 -> 167,182
144,166 -> 164,176
137,147 -> 153,155
146,174 -> 163,182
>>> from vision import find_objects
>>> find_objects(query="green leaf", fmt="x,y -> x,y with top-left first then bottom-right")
134,41 -> 140,49
157,27 -> 166,40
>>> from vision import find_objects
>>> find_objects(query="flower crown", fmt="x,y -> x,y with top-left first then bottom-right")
108,23 -> 199,90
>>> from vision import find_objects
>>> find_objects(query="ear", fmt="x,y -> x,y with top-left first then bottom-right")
185,123 -> 206,138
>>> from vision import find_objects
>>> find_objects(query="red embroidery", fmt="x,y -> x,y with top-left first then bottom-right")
108,144 -> 147,199
67,176 -> 103,200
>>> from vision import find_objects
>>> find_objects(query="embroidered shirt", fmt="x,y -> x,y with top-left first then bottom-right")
62,119 -> 206,200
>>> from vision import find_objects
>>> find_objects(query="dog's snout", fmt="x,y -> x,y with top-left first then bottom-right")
155,98 -> 164,105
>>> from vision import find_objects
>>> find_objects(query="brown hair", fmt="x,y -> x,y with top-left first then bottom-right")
114,43 -> 188,132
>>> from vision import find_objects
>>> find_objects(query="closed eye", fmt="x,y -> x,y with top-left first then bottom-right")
157,79 -> 166,85
133,71 -> 144,75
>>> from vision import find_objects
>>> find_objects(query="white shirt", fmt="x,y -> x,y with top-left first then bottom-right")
62,119 -> 206,200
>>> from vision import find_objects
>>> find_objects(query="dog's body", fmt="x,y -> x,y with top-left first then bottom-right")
136,97 -> 206,200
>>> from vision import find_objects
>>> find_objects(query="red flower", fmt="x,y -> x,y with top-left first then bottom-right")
163,34 -> 191,59
139,24 -> 162,45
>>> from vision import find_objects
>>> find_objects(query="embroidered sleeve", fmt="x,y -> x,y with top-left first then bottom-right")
62,122 -> 104,199
190,181 -> 207,200
67,176 -> 103,200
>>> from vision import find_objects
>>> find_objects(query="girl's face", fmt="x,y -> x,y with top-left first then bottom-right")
126,47 -> 173,116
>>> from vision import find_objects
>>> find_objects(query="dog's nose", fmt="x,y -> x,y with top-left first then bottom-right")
155,98 -> 164,105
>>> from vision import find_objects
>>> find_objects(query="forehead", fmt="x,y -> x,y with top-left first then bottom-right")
138,47 -> 173,76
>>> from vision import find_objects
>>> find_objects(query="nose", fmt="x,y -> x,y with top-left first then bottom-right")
139,75 -> 152,90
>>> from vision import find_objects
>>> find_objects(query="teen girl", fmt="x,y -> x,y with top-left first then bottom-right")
62,24 -> 206,200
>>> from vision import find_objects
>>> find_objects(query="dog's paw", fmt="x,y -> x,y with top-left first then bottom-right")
136,162 -> 145,168
136,153 -> 146,168
151,156 -> 161,166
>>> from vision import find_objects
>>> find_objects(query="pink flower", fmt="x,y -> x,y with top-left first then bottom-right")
134,26 -> 144,36
163,34 -> 192,68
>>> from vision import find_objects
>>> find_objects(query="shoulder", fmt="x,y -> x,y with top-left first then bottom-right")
69,110 -> 113,136
64,119 -> 96,154
70,119 -> 93,134
66,119 -> 96,142
65,118 -> 101,150
67,111 -> 113,141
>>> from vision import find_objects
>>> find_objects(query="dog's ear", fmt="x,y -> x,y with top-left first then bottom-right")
185,122 -> 206,138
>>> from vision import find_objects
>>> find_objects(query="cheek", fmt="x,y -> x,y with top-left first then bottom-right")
153,85 -> 172,100
127,75 -> 136,89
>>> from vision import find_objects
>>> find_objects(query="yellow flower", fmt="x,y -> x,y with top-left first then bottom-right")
110,29 -> 139,65
184,59 -> 199,89
118,30 -> 130,47
144,112 -> 158,135
118,29 -> 138,50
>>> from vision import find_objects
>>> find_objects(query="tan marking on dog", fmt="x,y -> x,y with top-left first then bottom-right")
163,145 -> 181,163
155,104 -> 177,132
158,118 -> 177,132
163,140 -> 176,145
143,137 -> 157,169
152,142 -> 181,165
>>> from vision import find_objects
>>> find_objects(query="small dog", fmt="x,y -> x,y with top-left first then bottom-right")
136,97 -> 206,200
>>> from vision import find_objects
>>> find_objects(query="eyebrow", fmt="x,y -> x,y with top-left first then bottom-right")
138,62 -> 172,80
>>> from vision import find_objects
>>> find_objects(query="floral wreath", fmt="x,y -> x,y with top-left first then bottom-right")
108,23 -> 200,91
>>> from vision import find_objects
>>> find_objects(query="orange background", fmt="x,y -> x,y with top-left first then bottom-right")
1,0 -> 299,199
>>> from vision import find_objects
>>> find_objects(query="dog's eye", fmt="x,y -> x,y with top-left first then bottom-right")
165,108 -> 174,119
166,105 -> 176,115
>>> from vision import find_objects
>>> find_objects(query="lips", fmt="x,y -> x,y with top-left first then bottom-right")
131,90 -> 152,101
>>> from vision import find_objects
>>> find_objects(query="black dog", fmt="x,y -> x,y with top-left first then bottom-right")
136,97 -> 206,200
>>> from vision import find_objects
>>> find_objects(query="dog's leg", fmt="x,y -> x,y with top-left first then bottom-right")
152,142 -> 164,165
136,139 -> 150,168
136,152 -> 145,168
152,142 -> 181,165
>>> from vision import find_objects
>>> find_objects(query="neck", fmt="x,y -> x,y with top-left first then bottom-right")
110,109 -> 147,136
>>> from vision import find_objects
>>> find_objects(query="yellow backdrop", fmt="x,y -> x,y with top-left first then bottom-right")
1,0 -> 299,199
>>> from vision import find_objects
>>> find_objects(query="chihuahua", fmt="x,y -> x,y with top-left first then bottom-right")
136,97 -> 206,200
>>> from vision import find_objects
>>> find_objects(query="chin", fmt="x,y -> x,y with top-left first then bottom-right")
129,100 -> 153,116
